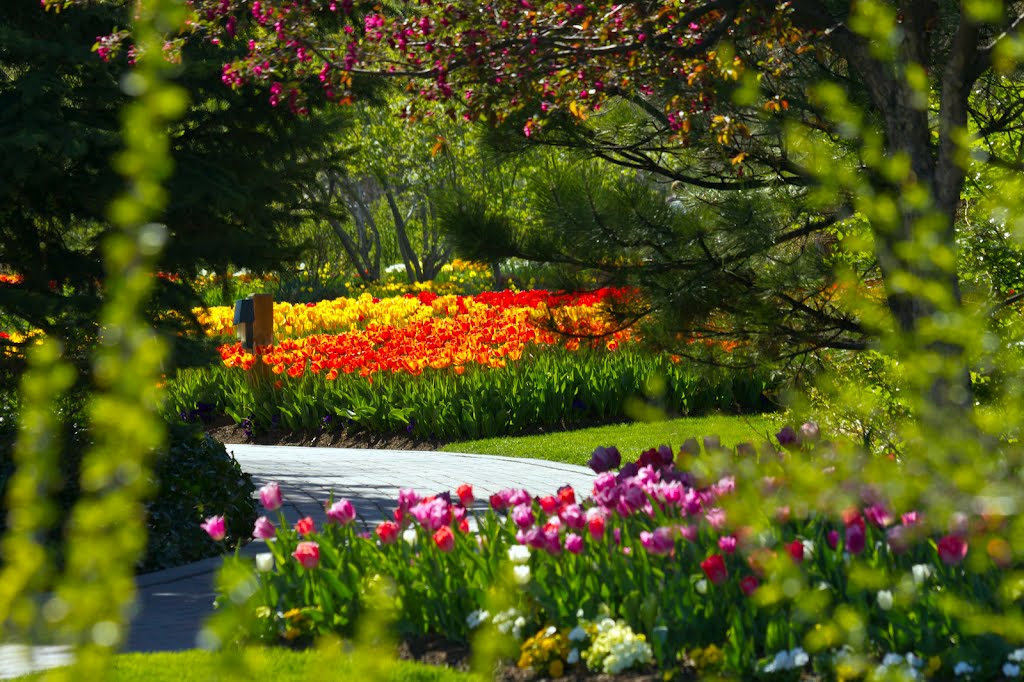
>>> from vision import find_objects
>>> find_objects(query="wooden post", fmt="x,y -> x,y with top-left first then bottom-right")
250,293 -> 274,347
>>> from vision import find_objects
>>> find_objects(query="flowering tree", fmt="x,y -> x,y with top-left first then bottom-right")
52,0 -> 1024,416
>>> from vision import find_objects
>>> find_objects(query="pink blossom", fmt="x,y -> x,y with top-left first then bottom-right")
292,541 -> 320,569
826,529 -> 840,550
512,504 -> 535,529
398,488 -> 421,511
640,527 -> 675,556
410,498 -> 452,531
201,515 -> 226,541
326,499 -> 356,525
559,503 -> 585,529
718,535 -> 737,554
565,533 -> 584,554
259,482 -> 282,511
253,516 -> 276,539
705,507 -> 727,530
864,504 -> 893,528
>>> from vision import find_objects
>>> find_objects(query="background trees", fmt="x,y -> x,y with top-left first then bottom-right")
0,0 -> 345,389
143,0 -> 1024,417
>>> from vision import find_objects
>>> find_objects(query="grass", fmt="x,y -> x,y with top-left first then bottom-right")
441,413 -> 784,466
17,648 -> 478,682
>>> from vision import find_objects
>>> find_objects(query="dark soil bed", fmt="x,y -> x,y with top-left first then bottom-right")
395,635 -> 660,681
203,415 -> 639,452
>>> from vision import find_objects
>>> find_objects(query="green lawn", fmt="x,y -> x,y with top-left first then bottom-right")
441,413 -> 784,466
18,649 -> 478,682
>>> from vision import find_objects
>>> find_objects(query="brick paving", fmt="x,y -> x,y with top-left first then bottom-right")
0,446 -> 594,678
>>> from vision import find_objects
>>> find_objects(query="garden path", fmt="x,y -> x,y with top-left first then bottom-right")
0,446 -> 594,678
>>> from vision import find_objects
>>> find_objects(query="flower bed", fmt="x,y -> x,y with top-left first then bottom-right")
170,289 -> 767,438
203,428 -> 1023,679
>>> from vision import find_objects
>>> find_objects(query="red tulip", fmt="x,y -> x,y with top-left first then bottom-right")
433,526 -> 455,552
937,534 -> 968,565
700,554 -> 728,585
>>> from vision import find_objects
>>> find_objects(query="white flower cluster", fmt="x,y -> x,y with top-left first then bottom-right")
911,563 -> 933,586
582,618 -> 653,675
954,660 -> 977,676
1004,648 -> 1024,678
761,647 -> 809,674
874,652 -> 924,680
465,609 -> 490,630
491,608 -> 527,640
507,545 -> 531,564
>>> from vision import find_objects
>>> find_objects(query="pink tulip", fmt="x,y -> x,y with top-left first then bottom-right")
512,504 -> 535,529
201,515 -> 226,541
326,499 -> 356,525
259,482 -> 282,511
292,541 -> 320,569
640,527 -> 675,556
565,533 -> 584,554
718,535 -> 737,554
253,516 -> 276,539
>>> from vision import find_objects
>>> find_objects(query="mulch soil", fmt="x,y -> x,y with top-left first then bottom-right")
396,634 -> 661,681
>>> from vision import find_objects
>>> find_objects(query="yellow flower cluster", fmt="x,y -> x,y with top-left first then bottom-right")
196,291 -> 629,342
196,293 -> 435,338
518,626 -> 571,679
686,644 -> 724,674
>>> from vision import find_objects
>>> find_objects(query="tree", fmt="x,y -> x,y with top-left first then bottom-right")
61,0 -> 1024,417
1,0 -> 346,389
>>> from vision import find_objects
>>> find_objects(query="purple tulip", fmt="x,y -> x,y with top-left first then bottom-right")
588,445 -> 621,473
775,426 -> 798,450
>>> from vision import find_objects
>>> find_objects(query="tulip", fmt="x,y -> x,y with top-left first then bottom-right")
700,554 -> 728,585
292,541 -> 320,569
775,426 -> 798,450
201,515 -> 226,541
845,517 -> 866,554
538,495 -> 558,515
259,482 -> 282,511
640,527 -> 675,556
564,533 -> 584,554
375,520 -> 399,544
786,539 -> 805,563
740,575 -> 759,596
588,445 -> 621,473
326,499 -> 356,525
718,535 -> 737,554
937,534 -> 968,565
556,485 -> 576,506
253,516 -> 276,539
512,504 -> 535,529
456,483 -> 473,507
294,516 -> 316,537
433,526 -> 455,552
255,552 -> 274,572
586,510 -> 606,541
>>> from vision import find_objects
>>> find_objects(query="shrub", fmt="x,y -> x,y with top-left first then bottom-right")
0,404 -> 255,573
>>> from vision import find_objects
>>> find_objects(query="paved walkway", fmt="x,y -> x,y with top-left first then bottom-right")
0,446 -> 594,678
